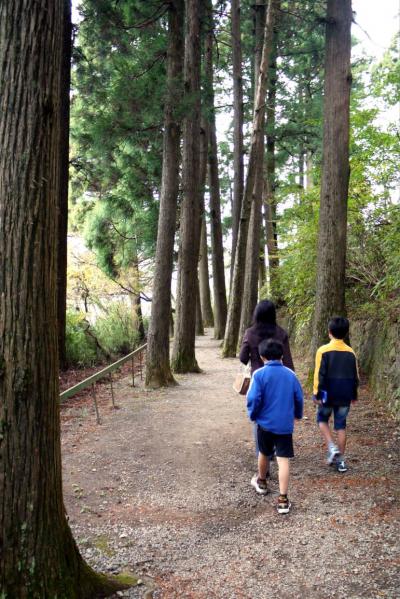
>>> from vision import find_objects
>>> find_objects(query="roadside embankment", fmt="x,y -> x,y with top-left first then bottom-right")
351,317 -> 400,419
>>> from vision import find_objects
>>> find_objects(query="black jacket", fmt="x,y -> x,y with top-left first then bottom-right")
313,338 -> 359,406
239,324 -> 295,374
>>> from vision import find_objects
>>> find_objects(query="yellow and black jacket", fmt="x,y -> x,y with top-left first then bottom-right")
313,338 -> 359,406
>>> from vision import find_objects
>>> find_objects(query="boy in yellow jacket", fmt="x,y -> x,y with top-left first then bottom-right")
313,317 -> 359,473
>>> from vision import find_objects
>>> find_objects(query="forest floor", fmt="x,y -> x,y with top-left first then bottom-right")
61,332 -> 400,599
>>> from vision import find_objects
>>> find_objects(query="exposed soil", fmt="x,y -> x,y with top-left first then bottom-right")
61,332 -> 400,598
59,358 -> 136,393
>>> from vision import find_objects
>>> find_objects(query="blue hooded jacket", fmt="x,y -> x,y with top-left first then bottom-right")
246,361 -> 303,434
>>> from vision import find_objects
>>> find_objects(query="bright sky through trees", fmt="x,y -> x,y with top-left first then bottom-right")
72,2 -> 399,60
352,0 -> 399,60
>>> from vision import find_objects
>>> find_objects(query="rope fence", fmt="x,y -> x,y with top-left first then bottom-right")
60,343 -> 147,424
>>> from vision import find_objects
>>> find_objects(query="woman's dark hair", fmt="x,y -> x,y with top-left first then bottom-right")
253,299 -> 277,338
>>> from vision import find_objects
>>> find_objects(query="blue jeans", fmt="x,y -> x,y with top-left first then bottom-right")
317,405 -> 350,430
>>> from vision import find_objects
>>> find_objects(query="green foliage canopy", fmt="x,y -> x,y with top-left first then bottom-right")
70,0 -> 167,277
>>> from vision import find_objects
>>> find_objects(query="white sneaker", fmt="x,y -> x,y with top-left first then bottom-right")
277,495 -> 291,514
336,459 -> 348,473
327,444 -> 340,465
251,474 -> 268,495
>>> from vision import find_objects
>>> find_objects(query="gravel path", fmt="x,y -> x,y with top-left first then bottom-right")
62,333 -> 400,598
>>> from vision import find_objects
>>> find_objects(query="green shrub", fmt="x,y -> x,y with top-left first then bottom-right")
273,189 -> 319,343
65,310 -> 97,366
94,302 -> 140,355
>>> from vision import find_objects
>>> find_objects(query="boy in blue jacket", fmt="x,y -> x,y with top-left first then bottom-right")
247,339 -> 303,514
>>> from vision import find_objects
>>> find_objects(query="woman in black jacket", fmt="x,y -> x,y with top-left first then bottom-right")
239,300 -> 295,464
239,299 -> 294,374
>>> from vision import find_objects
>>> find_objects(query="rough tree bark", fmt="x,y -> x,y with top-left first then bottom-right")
57,0 -> 72,370
238,0 -> 266,341
264,28 -> 280,301
230,0 -> 244,285
0,2 -> 124,596
209,119 -> 228,340
135,294 -> 145,341
222,0 -> 277,357
196,275 -> 205,335
198,214 -> 214,327
171,0 -> 202,373
259,211 -> 267,294
145,0 -> 184,387
198,117 -> 214,328
197,122 -> 206,339
306,150 -> 314,190
311,0 -> 352,355
131,258 -> 145,342
205,0 -> 227,340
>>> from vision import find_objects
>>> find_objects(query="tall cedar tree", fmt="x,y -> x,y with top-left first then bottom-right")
198,214 -> 214,327
196,274 -> 205,334
198,108 -> 214,328
230,0 -> 245,284
57,0 -> 72,370
312,0 -> 352,354
171,0 -> 203,373
205,0 -> 228,339
145,0 -> 184,388
222,0 -> 278,357
239,0 -> 267,341
264,14 -> 279,299
0,2 -> 123,596
71,1 -> 164,313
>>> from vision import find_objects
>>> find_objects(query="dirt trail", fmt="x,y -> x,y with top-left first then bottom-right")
62,332 -> 399,598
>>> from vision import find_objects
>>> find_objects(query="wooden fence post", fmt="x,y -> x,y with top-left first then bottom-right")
109,373 -> 116,409
91,383 -> 101,424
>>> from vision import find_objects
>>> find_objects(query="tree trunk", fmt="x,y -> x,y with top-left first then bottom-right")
198,214 -> 214,327
145,0 -> 184,388
198,113 -> 214,328
135,294 -> 145,341
311,0 -> 352,355
259,209 -> 267,294
239,178 -> 263,340
129,250 -> 145,342
196,275 -> 205,335
204,0 -> 228,340
238,0 -> 266,340
299,149 -> 305,189
171,0 -> 202,373
222,0 -> 277,357
306,150 -> 314,190
230,0 -> 244,286
0,2 -> 123,596
239,0 -> 265,343
209,120 -> 228,341
57,0 -> 72,371
265,29 -> 279,301
131,284 -> 145,342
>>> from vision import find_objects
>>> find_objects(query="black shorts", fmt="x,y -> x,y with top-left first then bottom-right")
257,426 -> 294,458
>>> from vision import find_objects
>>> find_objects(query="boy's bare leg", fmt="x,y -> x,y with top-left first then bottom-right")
319,422 -> 334,448
258,451 -> 270,480
337,429 -> 346,455
276,456 -> 289,495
